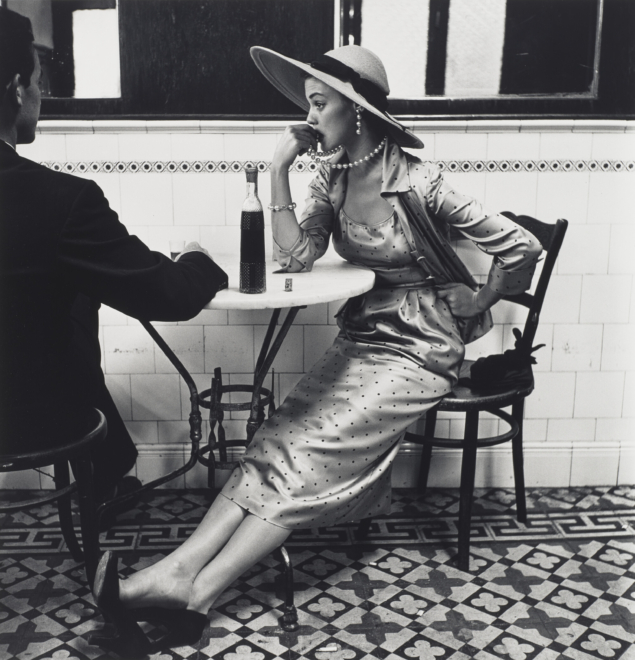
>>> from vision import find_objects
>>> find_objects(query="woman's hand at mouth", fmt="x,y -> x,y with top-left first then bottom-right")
272,124 -> 318,172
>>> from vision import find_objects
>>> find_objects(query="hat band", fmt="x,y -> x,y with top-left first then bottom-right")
309,55 -> 389,112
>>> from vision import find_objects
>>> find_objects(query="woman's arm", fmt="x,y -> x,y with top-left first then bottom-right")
422,166 -> 541,317
270,125 -> 316,250
270,126 -> 335,272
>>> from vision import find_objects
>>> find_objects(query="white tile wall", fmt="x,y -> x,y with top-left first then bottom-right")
170,133 -> 224,161
536,172 -> 590,225
539,133 -> 593,161
131,374 -> 182,421
556,224 -> 610,275
623,372 -> 635,418
587,173 -> 633,225
15,119 -> 634,490
104,325 -> 155,374
601,325 -> 635,372
487,133 -> 540,160
574,372 -> 625,419
435,133 -> 488,160
525,372 -> 576,419
609,223 -> 635,275
551,324 -> 603,372
580,276 -> 631,324
172,173 -> 226,227
485,172 -> 539,216
204,325 -> 255,374
120,173 -> 174,226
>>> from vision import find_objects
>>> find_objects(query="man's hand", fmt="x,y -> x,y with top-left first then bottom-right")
174,241 -> 212,261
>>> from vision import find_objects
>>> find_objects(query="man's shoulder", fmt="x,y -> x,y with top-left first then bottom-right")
14,151 -> 93,186
4,149 -> 102,202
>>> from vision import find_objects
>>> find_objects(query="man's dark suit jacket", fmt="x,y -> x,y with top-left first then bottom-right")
0,141 -> 227,492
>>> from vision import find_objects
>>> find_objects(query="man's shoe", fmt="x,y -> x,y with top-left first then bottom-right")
89,551 -> 150,658
98,476 -> 143,531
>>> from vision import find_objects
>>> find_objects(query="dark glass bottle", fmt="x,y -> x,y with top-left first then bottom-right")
239,167 -> 266,294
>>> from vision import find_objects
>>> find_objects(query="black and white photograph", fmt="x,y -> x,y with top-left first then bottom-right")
1,1 -> 633,658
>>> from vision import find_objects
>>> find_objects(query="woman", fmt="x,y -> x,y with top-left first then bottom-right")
90,45 -> 541,655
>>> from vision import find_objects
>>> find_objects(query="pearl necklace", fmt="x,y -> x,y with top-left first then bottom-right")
307,137 -> 387,169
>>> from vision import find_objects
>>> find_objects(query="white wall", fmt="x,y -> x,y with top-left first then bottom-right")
4,118 -> 633,491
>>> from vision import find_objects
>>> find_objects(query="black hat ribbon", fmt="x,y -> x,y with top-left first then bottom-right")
309,55 -> 389,112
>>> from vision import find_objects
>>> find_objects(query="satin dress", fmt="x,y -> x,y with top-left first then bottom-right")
219,207 -> 466,529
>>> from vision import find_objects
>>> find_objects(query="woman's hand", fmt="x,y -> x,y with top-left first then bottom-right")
436,283 -> 501,317
272,124 -> 317,172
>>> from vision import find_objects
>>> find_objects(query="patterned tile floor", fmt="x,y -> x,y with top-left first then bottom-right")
1,486 -> 634,660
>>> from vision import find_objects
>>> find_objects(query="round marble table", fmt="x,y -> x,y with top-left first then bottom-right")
205,249 -> 375,310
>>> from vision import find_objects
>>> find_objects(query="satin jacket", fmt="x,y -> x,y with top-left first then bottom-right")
274,139 -> 541,344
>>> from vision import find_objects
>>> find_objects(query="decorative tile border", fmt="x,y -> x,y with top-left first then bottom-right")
39,158 -> 635,174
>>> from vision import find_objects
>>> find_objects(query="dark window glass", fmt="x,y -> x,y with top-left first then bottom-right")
500,0 -> 599,95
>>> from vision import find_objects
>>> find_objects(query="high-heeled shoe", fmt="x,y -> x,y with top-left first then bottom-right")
88,551 -> 151,658
132,606 -> 209,649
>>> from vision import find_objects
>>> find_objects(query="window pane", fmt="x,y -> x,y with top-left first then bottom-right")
360,0 -> 429,99
499,0 -> 599,94
73,8 -> 120,98
445,0 -> 506,97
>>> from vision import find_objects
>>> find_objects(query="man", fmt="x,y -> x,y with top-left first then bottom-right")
0,8 -> 227,506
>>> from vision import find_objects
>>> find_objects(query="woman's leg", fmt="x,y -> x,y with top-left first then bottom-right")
187,514 -> 291,613
119,494 -> 247,609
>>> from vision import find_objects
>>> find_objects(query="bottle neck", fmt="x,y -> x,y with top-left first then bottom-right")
246,181 -> 258,197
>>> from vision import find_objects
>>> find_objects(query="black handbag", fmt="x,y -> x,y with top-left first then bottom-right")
461,328 -> 545,391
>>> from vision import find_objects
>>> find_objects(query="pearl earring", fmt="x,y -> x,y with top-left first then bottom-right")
355,106 -> 362,135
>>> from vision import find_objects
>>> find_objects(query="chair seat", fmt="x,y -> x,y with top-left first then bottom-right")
0,408 -> 107,583
437,360 -> 534,411
0,409 -> 107,472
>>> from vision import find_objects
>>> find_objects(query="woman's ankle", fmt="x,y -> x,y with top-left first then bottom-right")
119,563 -> 193,609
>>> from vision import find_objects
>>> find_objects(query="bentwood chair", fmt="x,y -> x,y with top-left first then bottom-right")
359,213 -> 568,571
0,408 -> 107,584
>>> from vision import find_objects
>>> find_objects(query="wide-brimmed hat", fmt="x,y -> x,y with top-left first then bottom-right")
250,45 -> 423,149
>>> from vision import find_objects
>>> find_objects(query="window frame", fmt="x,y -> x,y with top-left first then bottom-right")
40,0 -> 635,120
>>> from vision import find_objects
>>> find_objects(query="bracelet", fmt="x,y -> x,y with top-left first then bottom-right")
268,202 -> 297,212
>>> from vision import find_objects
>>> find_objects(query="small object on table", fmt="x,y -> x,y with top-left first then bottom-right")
284,278 -> 293,292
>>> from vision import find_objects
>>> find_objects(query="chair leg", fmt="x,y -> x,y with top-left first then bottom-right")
207,375 -> 221,491
74,453 -> 100,585
54,461 -> 83,562
417,409 -> 437,492
511,400 -> 527,524
457,410 -> 479,572
277,546 -> 299,632
356,517 -> 372,539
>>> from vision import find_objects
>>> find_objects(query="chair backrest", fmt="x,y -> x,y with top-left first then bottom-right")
500,212 -> 569,350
